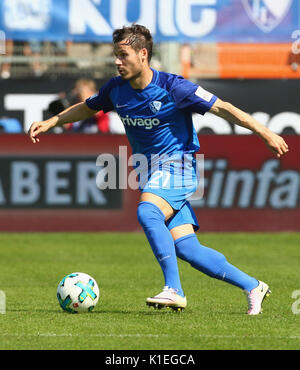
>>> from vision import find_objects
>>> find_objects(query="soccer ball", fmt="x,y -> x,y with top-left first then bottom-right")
57,272 -> 99,313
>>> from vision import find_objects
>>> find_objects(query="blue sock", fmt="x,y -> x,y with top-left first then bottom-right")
137,201 -> 184,297
174,234 -> 258,292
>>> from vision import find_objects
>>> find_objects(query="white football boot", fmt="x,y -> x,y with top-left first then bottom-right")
146,286 -> 187,311
244,280 -> 271,315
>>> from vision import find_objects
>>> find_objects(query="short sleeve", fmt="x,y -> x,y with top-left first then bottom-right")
170,76 -> 217,115
85,78 -> 116,113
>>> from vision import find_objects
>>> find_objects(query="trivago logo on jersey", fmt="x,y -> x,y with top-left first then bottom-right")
119,115 -> 161,130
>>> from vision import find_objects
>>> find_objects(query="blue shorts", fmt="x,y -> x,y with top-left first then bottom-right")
140,153 -> 199,231
166,201 -> 199,232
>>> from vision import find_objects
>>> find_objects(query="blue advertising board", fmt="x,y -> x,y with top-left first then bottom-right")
0,0 -> 299,43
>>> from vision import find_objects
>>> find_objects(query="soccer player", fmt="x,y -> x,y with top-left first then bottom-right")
28,24 -> 288,315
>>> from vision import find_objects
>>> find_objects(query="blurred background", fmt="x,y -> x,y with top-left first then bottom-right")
0,0 -> 299,232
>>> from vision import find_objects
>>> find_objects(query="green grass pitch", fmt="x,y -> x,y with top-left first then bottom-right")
0,232 -> 300,350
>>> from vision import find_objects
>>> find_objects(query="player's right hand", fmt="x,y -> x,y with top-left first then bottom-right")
28,121 -> 52,144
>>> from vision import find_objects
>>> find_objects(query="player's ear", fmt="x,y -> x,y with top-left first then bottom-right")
140,48 -> 148,63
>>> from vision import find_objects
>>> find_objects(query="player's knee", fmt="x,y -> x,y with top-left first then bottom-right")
137,201 -> 165,229
175,245 -> 189,262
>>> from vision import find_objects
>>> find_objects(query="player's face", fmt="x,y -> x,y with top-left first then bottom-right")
114,42 -> 147,80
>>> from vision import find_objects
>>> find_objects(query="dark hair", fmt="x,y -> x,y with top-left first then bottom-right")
113,24 -> 153,63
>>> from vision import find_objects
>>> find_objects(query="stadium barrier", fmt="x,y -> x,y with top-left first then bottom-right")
0,134 -> 299,232
1,78 -> 300,134
218,43 -> 300,79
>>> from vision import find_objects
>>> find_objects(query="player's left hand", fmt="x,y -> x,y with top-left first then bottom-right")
262,131 -> 289,158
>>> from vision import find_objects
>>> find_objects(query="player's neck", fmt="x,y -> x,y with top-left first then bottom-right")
129,67 -> 153,90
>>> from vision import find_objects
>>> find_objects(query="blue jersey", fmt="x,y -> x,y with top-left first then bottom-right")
86,68 -> 217,161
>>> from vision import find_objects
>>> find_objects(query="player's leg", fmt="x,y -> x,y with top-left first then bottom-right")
171,224 -> 259,291
140,192 -> 174,219
138,192 -> 185,304
170,223 -> 271,314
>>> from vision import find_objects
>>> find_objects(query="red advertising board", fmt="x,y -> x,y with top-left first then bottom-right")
194,135 -> 300,232
0,134 -> 298,232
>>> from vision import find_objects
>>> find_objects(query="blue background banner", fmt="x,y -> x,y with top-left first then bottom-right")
0,0 -> 299,43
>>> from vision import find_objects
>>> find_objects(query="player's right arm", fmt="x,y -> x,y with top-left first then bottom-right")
28,102 -> 98,143
29,77 -> 117,143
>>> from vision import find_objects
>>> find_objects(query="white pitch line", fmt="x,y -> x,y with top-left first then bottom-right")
0,333 -> 300,339
0,333 -> 163,338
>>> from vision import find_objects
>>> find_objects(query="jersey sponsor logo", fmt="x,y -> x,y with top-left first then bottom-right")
120,115 -> 160,130
149,101 -> 162,114
242,0 -> 292,32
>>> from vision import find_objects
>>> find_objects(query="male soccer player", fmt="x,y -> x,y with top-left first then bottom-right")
29,24 -> 288,315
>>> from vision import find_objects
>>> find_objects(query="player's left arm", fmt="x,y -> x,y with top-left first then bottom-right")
210,98 -> 289,158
